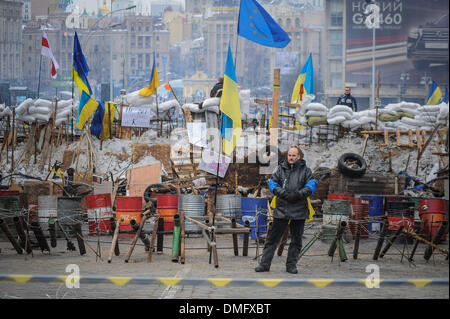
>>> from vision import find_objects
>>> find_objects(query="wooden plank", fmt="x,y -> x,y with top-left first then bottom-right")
254,98 -> 272,105
434,141 -> 448,167
396,129 -> 401,146
408,129 -> 414,147
384,129 -> 389,146
416,129 -> 422,153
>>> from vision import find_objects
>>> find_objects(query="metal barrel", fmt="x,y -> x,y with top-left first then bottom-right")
216,195 -> 241,221
178,195 -> 205,232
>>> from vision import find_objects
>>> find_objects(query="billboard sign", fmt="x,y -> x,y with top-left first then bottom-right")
346,0 -> 449,85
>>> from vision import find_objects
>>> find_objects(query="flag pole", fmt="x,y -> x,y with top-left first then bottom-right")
37,55 -> 42,98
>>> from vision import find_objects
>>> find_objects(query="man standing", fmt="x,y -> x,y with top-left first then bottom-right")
255,145 -> 317,274
336,87 -> 358,112
210,77 -> 224,98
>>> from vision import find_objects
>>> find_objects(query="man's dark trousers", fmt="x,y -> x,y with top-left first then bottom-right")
260,218 -> 305,268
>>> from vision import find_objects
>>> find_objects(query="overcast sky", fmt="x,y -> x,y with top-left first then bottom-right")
74,0 -> 184,15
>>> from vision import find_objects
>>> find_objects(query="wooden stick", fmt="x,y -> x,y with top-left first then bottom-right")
125,214 -> 148,263
277,225 -> 290,256
403,227 -> 448,256
361,135 -> 369,157
243,220 -> 250,256
108,218 -> 122,263
231,218 -> 239,256
396,129 -> 401,146
180,210 -> 185,264
147,215 -> 160,263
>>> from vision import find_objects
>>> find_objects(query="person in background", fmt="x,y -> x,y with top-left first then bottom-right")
255,145 -> 317,274
336,87 -> 358,112
210,77 -> 224,98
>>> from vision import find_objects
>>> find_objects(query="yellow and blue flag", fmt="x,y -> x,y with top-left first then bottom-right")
291,53 -> 314,104
442,87 -> 449,103
238,0 -> 290,48
220,45 -> 242,155
139,53 -> 159,97
89,101 -> 116,140
426,80 -> 442,105
76,90 -> 99,130
73,32 -> 92,95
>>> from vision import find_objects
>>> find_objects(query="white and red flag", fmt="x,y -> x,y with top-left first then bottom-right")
41,31 -> 59,79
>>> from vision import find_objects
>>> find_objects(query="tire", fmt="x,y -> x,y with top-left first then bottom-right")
338,153 -> 367,178
143,183 -> 169,203
313,167 -> 331,181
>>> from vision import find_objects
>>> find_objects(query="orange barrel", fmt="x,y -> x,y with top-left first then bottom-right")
157,194 -> 178,231
349,197 -> 369,239
328,194 -> 353,200
115,196 -> 143,232
419,199 -> 447,241
86,194 -> 113,234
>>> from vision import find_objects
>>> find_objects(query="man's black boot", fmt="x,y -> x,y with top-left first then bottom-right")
255,264 -> 270,272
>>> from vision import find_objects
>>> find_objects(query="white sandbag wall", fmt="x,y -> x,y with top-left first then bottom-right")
294,99 -> 449,132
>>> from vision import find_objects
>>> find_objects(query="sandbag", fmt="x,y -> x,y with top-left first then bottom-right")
438,102 -> 449,118
359,116 -> 376,125
306,102 -> 328,112
307,116 -> 327,126
28,106 -> 50,115
418,105 -> 440,113
356,109 -> 376,118
401,117 -> 424,127
0,107 -> 12,117
33,113 -> 50,122
15,98 -> 34,114
341,119 -> 361,129
34,99 -> 52,108
306,110 -> 328,117
378,108 -> 398,116
329,105 -> 353,115
327,115 -> 346,125
56,108 -> 72,119
19,114 -> 36,122
399,107 -> 419,115
327,111 -> 352,120
379,113 -> 400,122
124,90 -> 153,107
397,111 -> 415,119
384,103 -> 402,111
402,102 -> 420,110
57,99 -> 73,109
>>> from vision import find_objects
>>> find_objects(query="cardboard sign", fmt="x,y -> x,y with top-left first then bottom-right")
121,107 -> 151,128
198,150 -> 231,178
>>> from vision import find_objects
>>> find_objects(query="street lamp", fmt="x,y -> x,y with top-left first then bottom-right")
420,74 -> 432,104
110,5 -> 136,101
399,72 -> 410,102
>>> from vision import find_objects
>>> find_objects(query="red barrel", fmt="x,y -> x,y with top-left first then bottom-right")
86,194 -> 113,234
349,198 -> 369,239
157,194 -> 178,231
115,196 -> 142,232
419,199 -> 447,241
0,190 -> 20,196
328,194 -> 353,200
387,216 -> 414,231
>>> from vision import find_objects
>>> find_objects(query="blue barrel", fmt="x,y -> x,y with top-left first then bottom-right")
361,196 -> 384,232
240,198 -> 268,240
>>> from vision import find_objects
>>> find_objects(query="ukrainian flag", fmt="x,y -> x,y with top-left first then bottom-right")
220,45 -> 242,155
73,32 -> 92,95
76,90 -> 99,130
102,102 -> 116,139
291,53 -> 314,104
139,53 -> 159,97
89,101 -> 116,140
238,0 -> 290,48
426,80 -> 442,105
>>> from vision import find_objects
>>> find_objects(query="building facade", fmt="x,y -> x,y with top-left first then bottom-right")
0,0 -> 23,83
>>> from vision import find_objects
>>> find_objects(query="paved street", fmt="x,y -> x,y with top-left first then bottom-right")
0,226 -> 448,300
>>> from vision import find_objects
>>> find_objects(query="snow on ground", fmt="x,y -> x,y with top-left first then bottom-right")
0,127 -> 441,186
